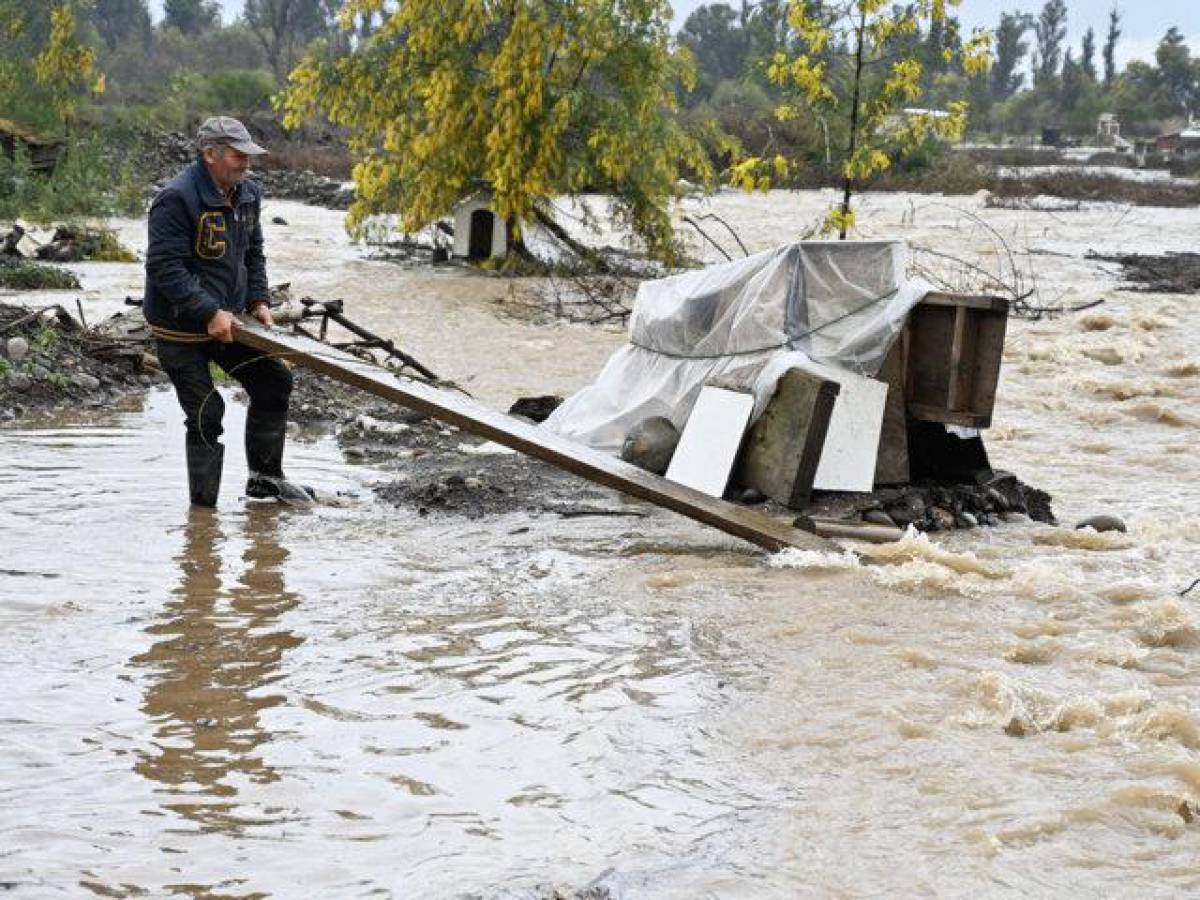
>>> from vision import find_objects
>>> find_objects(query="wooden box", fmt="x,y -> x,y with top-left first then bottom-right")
904,292 -> 1008,429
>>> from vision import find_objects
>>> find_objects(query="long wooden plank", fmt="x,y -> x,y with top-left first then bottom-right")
233,319 -> 828,553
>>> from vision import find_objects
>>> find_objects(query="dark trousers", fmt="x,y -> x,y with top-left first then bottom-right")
157,339 -> 294,473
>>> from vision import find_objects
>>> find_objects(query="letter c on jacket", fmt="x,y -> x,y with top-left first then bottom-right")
195,211 -> 227,260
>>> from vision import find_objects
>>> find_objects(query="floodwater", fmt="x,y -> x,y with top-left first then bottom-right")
2,189 -> 1199,897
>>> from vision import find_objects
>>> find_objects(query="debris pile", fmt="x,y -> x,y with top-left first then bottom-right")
2,222 -> 136,264
337,401 -> 604,520
0,302 -> 159,422
816,473 -> 1055,531
1086,250 -> 1200,294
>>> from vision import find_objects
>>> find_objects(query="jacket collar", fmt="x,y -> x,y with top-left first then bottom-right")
191,160 -> 241,208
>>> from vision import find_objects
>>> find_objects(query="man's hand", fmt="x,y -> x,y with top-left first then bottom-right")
206,309 -> 235,343
250,302 -> 273,327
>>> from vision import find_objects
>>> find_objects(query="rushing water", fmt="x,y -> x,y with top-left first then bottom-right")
1,190 -> 1198,897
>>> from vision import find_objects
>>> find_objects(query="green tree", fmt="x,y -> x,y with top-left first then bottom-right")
283,0 -> 710,263
1155,27 -> 1198,116
1080,27 -> 1096,81
1102,6 -> 1120,87
1060,48 -> 1083,111
991,12 -> 1030,101
744,0 -> 790,68
732,0 -> 991,237
678,4 -> 746,102
163,0 -> 219,35
1032,0 -> 1067,89
244,0 -> 330,82
89,0 -> 151,50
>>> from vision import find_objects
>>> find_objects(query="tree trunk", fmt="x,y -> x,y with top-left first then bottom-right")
840,7 -> 868,240
531,208 -> 612,273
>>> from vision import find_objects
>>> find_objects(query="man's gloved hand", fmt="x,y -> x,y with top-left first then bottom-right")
206,309 -> 235,343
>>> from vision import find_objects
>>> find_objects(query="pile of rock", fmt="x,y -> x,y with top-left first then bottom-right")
0,303 -> 158,422
845,471 -> 1055,531
134,130 -> 356,210
254,168 -> 354,210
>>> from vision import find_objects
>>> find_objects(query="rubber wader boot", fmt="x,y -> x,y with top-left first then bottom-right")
244,409 -> 315,503
186,442 -> 224,507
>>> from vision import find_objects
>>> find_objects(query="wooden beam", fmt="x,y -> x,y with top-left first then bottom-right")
233,319 -> 829,554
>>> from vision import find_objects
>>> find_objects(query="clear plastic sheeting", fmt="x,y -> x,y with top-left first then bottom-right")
545,240 -> 928,455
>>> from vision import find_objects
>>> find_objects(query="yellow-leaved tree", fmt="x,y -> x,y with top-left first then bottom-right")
283,0 -> 711,264
0,1 -> 24,97
732,0 -> 990,238
33,1 -> 104,136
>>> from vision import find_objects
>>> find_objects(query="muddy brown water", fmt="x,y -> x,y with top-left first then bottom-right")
2,191 -> 1199,897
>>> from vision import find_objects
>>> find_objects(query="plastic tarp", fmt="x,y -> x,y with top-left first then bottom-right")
544,240 -> 928,455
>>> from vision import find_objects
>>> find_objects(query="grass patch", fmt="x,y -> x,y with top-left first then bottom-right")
0,259 -> 81,290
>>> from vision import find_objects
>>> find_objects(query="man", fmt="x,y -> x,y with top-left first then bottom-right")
144,116 -> 309,506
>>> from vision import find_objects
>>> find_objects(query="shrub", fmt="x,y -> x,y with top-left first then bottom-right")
0,133 -> 145,221
0,260 -> 81,290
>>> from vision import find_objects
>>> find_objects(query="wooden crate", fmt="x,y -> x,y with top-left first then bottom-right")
904,292 -> 1008,429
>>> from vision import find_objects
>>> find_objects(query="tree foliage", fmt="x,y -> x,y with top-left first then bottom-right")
244,0 -> 332,81
33,2 -> 104,133
1102,6 -> 1121,87
1032,0 -> 1067,89
283,0 -> 710,261
1155,27 -> 1199,116
89,0 -> 151,50
731,0 -> 990,237
163,0 -> 220,36
991,12 -> 1030,101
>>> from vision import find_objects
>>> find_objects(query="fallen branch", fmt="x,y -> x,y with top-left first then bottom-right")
681,215 -> 732,262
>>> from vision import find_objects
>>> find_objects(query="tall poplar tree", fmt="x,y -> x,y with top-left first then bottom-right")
1032,0 -> 1067,89
1103,6 -> 1121,86
283,0 -> 709,262
1080,27 -> 1097,81
991,12 -> 1031,101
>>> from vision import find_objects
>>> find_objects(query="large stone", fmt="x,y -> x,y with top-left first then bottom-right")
72,372 -> 101,391
620,416 -> 680,475
735,367 -> 840,508
885,493 -> 927,528
508,394 -> 562,424
9,372 -> 32,392
6,336 -> 29,364
1075,513 -> 1126,533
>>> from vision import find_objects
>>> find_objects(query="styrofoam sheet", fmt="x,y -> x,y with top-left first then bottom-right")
665,386 -> 755,497
804,362 -> 888,492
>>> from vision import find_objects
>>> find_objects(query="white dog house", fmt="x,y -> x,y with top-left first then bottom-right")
452,193 -> 507,261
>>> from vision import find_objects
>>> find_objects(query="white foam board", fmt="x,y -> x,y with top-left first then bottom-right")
805,363 -> 888,492
666,386 -> 755,497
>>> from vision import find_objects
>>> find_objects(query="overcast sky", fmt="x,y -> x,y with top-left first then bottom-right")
155,0 -> 1195,67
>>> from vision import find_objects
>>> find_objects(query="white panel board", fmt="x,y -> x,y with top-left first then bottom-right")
666,386 -> 755,498
806,363 -> 888,492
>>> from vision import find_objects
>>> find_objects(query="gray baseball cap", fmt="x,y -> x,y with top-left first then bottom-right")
196,116 -> 268,156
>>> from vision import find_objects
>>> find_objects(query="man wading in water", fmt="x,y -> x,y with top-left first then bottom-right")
144,116 -> 310,506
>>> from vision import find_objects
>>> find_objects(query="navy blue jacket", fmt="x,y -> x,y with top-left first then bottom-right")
143,161 -> 268,333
